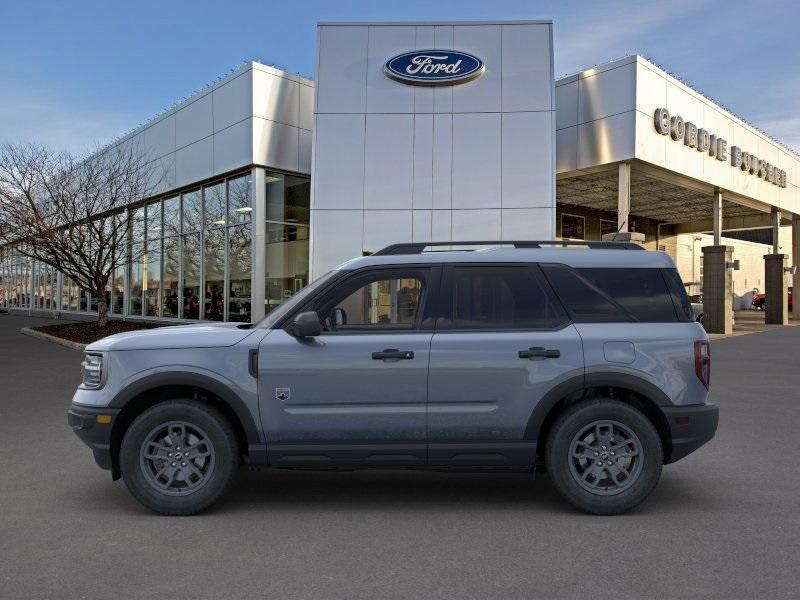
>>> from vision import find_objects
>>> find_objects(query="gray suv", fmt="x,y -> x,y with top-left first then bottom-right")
68,241 -> 718,515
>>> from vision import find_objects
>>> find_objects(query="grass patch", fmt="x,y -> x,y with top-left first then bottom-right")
32,320 -> 170,345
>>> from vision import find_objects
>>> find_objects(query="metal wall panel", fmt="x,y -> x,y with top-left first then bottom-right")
577,112 -> 636,170
363,210 -> 413,253
556,126 -> 578,173
412,114 -> 434,209
316,26 -> 369,114
364,114 -> 414,209
252,117 -> 299,173
452,25 -> 502,114
502,111 -> 553,208
412,209 -> 432,242
175,93 -> 213,150
175,137 -> 213,188
213,72 -> 253,131
213,118 -> 253,174
502,24 -> 552,112
366,26 -> 415,114
452,209 -> 501,241
578,62 -> 636,124
501,207 -> 554,239
144,115 -> 175,160
253,70 -> 300,127
310,209 -> 364,275
555,81 -> 578,130
431,114 -> 453,210
312,113 -> 365,210
299,84 -> 314,130
452,113 -> 501,209
298,129 -> 312,174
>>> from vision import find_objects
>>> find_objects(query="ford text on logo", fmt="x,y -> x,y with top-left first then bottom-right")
384,50 -> 485,86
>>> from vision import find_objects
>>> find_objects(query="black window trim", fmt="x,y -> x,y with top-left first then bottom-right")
279,264 -> 442,335
436,262 -> 572,334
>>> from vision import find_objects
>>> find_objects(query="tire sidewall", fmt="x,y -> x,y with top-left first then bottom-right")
546,400 -> 663,515
120,400 -> 238,515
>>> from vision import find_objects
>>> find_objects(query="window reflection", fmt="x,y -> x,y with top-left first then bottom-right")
163,196 -> 180,237
204,182 -> 226,228
182,189 -> 201,233
129,243 -> 143,316
228,176 -> 251,225
162,237 -> 179,317
228,224 -> 251,322
265,172 -> 310,315
144,241 -> 161,317
182,233 -> 201,319
204,228 -> 225,321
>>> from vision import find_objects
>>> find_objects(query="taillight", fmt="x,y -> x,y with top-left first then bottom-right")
694,340 -> 710,389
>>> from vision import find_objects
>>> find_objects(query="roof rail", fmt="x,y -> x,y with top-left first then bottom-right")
373,240 -> 645,255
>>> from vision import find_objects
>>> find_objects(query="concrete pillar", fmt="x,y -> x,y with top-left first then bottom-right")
772,208 -> 781,254
792,216 -> 800,321
617,162 -> 631,232
702,245 -> 733,335
712,189 -> 723,246
250,167 -> 267,323
764,253 -> 788,325
602,231 -> 645,246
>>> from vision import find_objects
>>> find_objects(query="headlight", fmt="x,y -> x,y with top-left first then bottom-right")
81,353 -> 104,389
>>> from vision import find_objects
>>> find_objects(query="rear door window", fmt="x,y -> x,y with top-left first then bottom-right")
446,265 -> 568,330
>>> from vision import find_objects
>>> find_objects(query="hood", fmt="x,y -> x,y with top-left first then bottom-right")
86,322 -> 257,352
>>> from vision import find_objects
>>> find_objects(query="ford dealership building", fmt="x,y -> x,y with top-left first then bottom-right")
1,20 -> 799,333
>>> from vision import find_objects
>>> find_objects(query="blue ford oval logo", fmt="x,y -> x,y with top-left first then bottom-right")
384,50 -> 485,86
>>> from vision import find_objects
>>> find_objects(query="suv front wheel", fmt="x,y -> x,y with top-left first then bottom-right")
120,400 -> 239,515
545,399 -> 663,515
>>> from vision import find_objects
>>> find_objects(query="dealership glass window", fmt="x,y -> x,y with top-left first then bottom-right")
203,227 -> 225,321
228,175 -> 252,225
144,240 -> 161,317
112,264 -> 125,315
228,224 -> 251,322
131,207 -> 145,244
600,219 -> 617,238
61,276 -> 70,311
204,182 -> 226,228
182,189 -> 202,233
163,196 -> 180,237
182,233 -> 201,319
561,214 -> 585,240
129,243 -> 144,316
146,200 -> 162,241
265,173 -> 310,315
162,236 -> 180,318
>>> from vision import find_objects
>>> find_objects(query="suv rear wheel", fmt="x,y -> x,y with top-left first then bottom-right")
545,399 -> 663,515
120,400 -> 239,515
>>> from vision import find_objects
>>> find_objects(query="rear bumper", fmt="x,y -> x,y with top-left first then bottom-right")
662,402 -> 719,464
68,405 -> 120,471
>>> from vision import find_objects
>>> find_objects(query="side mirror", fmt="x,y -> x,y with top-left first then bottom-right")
291,311 -> 322,338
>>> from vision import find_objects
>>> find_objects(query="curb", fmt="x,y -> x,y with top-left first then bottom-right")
20,327 -> 87,351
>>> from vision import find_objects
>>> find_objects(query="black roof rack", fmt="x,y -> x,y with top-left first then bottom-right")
373,240 -> 645,255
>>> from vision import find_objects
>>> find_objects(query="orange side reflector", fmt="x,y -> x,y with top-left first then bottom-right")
96,414 -> 112,424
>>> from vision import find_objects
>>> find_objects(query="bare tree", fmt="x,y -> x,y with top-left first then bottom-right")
0,142 -> 163,326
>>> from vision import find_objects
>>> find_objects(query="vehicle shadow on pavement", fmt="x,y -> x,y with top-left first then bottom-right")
69,466 -> 720,517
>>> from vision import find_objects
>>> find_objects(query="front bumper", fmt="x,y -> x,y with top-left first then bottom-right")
662,402 -> 719,464
68,404 -> 120,471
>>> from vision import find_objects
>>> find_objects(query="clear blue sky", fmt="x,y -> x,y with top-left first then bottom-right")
1,0 -> 798,154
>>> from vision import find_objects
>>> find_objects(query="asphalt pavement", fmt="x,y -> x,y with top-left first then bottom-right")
0,313 -> 798,599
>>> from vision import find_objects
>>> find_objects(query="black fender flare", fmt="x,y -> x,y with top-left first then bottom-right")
108,370 -> 263,450
523,371 -> 673,442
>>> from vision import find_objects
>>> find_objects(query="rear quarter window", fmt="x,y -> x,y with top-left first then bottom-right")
541,265 -> 684,323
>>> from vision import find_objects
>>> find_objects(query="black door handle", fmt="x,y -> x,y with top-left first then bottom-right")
372,349 -> 415,360
518,347 -> 560,359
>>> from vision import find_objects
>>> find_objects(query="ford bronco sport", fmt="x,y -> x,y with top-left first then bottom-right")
68,241 -> 718,515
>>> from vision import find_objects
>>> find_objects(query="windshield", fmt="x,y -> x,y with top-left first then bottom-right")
255,270 -> 337,329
